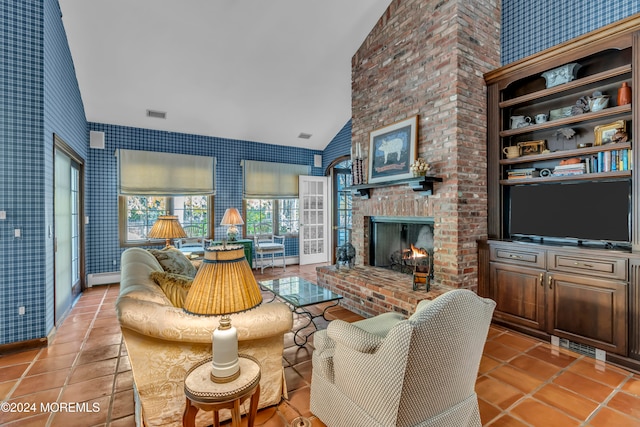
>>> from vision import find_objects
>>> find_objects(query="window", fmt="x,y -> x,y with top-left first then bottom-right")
245,199 -> 299,237
119,195 -> 212,245
334,159 -> 353,248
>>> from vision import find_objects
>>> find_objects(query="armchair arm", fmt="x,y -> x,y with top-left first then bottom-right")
327,320 -> 384,354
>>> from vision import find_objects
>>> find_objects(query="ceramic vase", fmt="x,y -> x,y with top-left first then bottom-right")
618,82 -> 632,106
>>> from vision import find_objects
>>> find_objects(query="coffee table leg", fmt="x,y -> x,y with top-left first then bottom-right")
183,397 -> 198,427
248,384 -> 260,427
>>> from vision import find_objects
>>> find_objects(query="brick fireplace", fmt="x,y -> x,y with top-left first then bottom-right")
318,0 -> 500,317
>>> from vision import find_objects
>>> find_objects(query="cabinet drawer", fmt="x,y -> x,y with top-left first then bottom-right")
490,245 -> 545,268
547,251 -> 627,280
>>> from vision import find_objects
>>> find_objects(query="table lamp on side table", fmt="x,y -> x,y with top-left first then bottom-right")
148,215 -> 187,248
183,244 -> 263,382
220,208 -> 244,241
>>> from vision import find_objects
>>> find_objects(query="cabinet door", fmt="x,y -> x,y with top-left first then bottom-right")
548,272 -> 627,355
490,262 -> 546,331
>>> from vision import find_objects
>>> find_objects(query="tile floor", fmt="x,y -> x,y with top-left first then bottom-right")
1,263 -> 640,426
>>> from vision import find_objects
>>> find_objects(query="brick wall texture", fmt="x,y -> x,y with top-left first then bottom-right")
351,0 -> 501,290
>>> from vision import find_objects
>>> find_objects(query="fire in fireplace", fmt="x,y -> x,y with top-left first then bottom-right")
369,216 -> 434,288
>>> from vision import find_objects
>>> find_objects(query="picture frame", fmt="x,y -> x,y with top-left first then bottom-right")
368,116 -> 418,183
517,140 -> 546,156
594,120 -> 626,146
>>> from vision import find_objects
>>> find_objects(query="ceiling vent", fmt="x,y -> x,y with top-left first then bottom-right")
146,109 -> 167,119
298,132 -> 312,139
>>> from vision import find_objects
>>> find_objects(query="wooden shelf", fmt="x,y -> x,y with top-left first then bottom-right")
499,104 -> 631,138
500,141 -> 631,165
500,170 -> 631,185
499,65 -> 631,108
348,175 -> 443,197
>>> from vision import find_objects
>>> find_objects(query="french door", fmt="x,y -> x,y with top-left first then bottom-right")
54,138 -> 83,324
298,176 -> 330,265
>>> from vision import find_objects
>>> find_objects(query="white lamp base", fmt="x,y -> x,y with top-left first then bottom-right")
211,317 -> 240,383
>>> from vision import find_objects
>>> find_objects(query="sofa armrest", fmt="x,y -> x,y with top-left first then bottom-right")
117,298 -> 292,344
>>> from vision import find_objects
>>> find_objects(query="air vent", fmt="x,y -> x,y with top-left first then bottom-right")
146,109 -> 167,119
298,132 -> 312,139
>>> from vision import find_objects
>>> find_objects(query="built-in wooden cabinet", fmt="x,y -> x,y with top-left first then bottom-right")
481,15 -> 640,370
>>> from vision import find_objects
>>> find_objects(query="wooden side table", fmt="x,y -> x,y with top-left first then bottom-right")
183,355 -> 261,427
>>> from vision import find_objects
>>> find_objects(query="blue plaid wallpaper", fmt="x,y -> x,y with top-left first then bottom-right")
502,0 -> 640,65
86,123 -> 323,275
2,0 -> 640,346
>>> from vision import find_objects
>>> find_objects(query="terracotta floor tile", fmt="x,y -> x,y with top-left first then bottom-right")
48,395 -> 110,427
284,366 -> 307,392
60,374 -> 115,403
1,413 -> 51,427
26,353 -> 76,376
488,364 -> 545,394
83,332 -> 123,349
492,332 -> 540,352
283,344 -> 314,366
509,398 -> 581,427
525,344 -> 577,368
508,354 -> 560,381
534,384 -> 598,421
111,389 -> 135,420
69,358 -> 118,384
0,363 -> 30,382
479,355 -> 502,375
115,370 -> 133,392
486,414 -> 529,427
12,368 -> 71,398
76,344 -> 121,365
0,388 -> 60,424
38,340 -> 83,359
553,370 -> 614,402
475,375 -> 525,410
109,414 -> 136,427
478,397 -> 502,425
622,375 -> 640,397
568,358 -> 629,388
607,391 -> 640,419
0,379 -> 18,400
482,341 -> 521,362
589,406 -> 640,427
0,349 -> 40,366
287,386 -> 312,418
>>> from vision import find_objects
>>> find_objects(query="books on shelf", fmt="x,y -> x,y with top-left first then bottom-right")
553,163 -> 585,176
507,168 -> 540,179
588,148 -> 632,173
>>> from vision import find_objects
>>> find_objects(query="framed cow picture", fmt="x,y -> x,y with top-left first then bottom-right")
368,116 -> 418,184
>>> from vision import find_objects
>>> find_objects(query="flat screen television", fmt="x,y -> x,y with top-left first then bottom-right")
509,180 -> 631,246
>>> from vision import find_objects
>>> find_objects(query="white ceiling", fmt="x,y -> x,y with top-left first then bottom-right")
59,0 -> 392,151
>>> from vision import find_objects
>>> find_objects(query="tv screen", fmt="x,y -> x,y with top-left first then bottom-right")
509,180 -> 630,244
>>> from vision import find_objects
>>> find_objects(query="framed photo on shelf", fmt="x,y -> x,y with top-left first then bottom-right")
368,116 -> 417,184
517,140 -> 546,156
594,120 -> 626,146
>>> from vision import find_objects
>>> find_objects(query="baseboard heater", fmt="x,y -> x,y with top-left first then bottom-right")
87,271 -> 121,287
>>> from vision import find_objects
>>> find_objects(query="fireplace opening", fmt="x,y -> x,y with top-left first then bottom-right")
369,216 -> 434,286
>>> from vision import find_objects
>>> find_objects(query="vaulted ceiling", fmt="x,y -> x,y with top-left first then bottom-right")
59,0 -> 392,150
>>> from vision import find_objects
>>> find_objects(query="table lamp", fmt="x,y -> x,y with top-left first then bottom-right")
183,244 -> 263,382
220,207 -> 244,241
148,215 -> 187,248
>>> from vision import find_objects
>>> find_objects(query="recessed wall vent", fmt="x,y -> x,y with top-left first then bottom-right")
298,132 -> 312,139
146,109 -> 167,119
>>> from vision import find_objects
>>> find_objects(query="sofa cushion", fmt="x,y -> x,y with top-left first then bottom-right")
150,271 -> 193,307
148,247 -> 197,278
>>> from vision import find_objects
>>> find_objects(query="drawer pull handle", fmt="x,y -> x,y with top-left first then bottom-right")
573,262 -> 594,268
548,275 -> 552,289
539,273 -> 544,285
509,254 -> 523,259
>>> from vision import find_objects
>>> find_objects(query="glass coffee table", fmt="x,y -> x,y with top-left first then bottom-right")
259,276 -> 343,346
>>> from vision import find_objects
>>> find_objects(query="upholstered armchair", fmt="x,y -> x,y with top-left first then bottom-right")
310,289 -> 496,427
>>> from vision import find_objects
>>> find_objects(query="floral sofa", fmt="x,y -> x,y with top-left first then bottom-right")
116,247 -> 293,426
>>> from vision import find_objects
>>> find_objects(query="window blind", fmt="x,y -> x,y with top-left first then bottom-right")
117,149 -> 216,195
242,160 -> 310,199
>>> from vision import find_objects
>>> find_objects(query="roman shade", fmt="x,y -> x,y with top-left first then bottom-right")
242,160 -> 310,199
117,149 -> 216,195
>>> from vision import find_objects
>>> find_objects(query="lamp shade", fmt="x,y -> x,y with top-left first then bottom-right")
184,245 -> 262,315
220,207 -> 244,226
148,215 -> 187,247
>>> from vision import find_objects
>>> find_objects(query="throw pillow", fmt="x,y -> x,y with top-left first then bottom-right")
150,271 -> 193,308
148,247 -> 197,278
